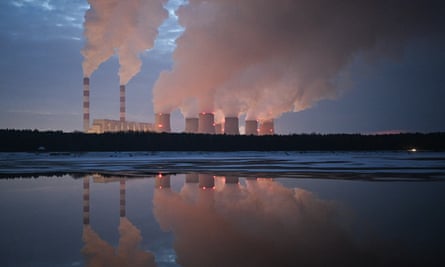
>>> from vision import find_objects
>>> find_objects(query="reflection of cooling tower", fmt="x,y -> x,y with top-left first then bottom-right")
224,117 -> 240,135
245,120 -> 258,135
214,123 -> 223,134
259,119 -> 274,135
120,85 -> 125,122
83,77 -> 90,132
155,113 -> 171,133
156,175 -> 171,189
186,173 -> 199,183
120,180 -> 126,217
225,176 -> 239,184
198,113 -> 215,134
185,118 -> 198,133
199,174 -> 214,189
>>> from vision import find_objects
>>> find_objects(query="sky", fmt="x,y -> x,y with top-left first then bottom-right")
0,0 -> 444,134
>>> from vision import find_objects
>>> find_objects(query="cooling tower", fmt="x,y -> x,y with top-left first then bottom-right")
225,176 -> 239,184
185,117 -> 199,133
224,117 -> 240,135
83,77 -> 90,132
259,119 -> 274,135
245,120 -> 258,135
155,113 -> 171,133
120,85 -> 126,122
214,123 -> 223,134
186,173 -> 199,183
198,113 -> 215,134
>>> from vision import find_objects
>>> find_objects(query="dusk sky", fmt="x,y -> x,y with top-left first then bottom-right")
0,0 -> 444,134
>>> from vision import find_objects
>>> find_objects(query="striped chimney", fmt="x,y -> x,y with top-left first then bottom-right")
83,77 -> 90,132
120,85 -> 126,122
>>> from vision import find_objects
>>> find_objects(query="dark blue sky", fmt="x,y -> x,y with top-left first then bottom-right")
0,0 -> 444,133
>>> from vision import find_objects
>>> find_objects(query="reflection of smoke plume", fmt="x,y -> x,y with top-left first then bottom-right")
82,0 -> 167,84
82,220 -> 157,267
117,217 -> 157,267
153,0 -> 444,120
153,177 -> 370,266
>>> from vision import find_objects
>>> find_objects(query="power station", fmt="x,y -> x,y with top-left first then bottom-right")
82,78 -> 275,135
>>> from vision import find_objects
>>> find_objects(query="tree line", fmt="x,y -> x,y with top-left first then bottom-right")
0,129 -> 444,152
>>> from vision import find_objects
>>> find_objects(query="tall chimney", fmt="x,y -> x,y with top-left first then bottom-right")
185,118 -> 199,133
83,77 -> 90,132
224,117 -> 240,135
155,113 -> 171,133
259,119 -> 274,135
245,120 -> 258,135
198,112 -> 215,134
120,85 -> 126,122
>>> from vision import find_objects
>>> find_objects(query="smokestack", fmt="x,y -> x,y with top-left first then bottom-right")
185,118 -> 199,133
214,123 -> 223,134
198,113 -> 215,134
120,85 -> 126,122
245,120 -> 258,135
83,77 -> 90,132
155,113 -> 171,133
224,117 -> 240,135
259,119 -> 274,135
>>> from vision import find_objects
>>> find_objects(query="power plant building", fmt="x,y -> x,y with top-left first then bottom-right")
88,119 -> 153,133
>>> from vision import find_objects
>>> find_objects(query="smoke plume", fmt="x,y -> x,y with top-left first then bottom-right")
153,0 -> 444,120
82,0 -> 167,85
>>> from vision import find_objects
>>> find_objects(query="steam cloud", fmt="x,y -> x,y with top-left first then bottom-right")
82,0 -> 167,85
153,0 -> 444,120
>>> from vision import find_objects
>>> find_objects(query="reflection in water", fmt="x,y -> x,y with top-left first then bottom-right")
81,177 -> 157,267
76,174 -> 440,267
153,176 -> 413,267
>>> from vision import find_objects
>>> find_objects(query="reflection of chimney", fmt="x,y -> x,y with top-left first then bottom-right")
83,77 -> 90,132
224,117 -> 240,135
199,174 -> 215,189
156,174 -> 171,189
120,180 -> 126,217
198,113 -> 215,134
155,113 -> 171,133
186,173 -> 199,183
259,119 -> 274,135
120,85 -> 126,122
245,120 -> 258,135
214,123 -> 223,134
83,176 -> 90,225
185,118 -> 198,133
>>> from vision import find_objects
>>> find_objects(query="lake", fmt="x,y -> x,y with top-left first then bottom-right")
0,151 -> 444,266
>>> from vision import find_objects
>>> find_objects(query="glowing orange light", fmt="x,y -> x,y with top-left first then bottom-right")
158,173 -> 162,178
158,124 -> 163,128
